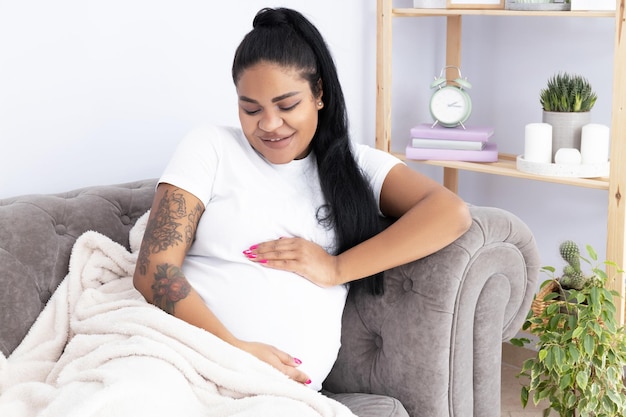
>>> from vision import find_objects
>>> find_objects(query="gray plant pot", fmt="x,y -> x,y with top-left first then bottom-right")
542,111 -> 592,162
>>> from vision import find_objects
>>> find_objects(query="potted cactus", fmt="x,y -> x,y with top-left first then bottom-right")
511,241 -> 626,417
540,72 -> 598,162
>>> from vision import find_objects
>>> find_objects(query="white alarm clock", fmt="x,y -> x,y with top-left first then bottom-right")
429,65 -> 472,128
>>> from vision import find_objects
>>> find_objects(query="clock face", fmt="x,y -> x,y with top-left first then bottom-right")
429,86 -> 472,127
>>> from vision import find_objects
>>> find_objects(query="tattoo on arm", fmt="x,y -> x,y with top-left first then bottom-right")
137,189 -> 203,275
151,263 -> 191,315
185,202 -> 203,247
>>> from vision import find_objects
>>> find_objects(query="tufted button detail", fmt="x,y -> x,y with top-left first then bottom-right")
55,224 -> 67,235
120,215 -> 131,225
375,335 -> 383,349
402,278 -> 413,292
39,289 -> 52,304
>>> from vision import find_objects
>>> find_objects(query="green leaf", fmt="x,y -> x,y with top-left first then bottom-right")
521,386 -> 529,407
521,358 -> 535,372
548,314 -> 562,330
590,286 -> 600,307
607,389 -> 626,410
595,268 -> 609,281
586,322 -> 600,338
509,338 -> 529,347
544,292 -> 560,302
566,314 -> 577,332
565,390 -> 577,409
568,344 -> 580,362
607,366 -> 621,383
559,373 -> 573,390
590,382 -> 601,397
583,333 -> 595,356
553,347 -> 565,371
586,244 -> 598,261
545,348 -> 555,370
536,384 -> 552,401
572,326 -> 584,339
576,368 -> 589,390
603,394 -> 617,413
604,300 -> 617,315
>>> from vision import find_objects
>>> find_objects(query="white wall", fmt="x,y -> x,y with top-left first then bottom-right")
0,0 -> 376,196
0,0 -> 615,271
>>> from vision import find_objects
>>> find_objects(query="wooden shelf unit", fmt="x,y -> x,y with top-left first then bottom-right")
391,8 -> 615,17
376,0 -> 626,322
393,152 -> 610,190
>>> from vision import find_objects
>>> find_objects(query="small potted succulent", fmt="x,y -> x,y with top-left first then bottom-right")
511,241 -> 626,417
540,73 -> 597,114
540,72 -> 598,162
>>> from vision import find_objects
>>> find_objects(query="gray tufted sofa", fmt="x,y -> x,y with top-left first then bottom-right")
0,179 -> 540,417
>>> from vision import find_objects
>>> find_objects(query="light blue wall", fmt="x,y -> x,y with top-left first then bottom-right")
0,0 -> 614,271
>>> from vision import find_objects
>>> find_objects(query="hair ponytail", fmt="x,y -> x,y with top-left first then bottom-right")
233,8 -> 384,295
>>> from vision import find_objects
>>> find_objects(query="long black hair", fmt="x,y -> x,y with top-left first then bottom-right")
232,8 -> 383,295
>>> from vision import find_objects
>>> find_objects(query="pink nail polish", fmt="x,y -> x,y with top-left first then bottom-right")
243,249 -> 252,255
249,244 -> 258,250
305,379 -> 312,385
247,254 -> 257,259
259,259 -> 268,264
294,358 -> 302,365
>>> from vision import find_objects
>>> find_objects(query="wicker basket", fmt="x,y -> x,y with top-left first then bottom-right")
529,279 -> 564,331
529,278 -> 606,336
531,279 -> 561,318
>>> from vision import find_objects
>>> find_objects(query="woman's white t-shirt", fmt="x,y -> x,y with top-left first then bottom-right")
159,125 -> 402,390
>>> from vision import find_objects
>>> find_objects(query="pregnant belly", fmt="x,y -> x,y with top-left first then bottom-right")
187,260 -> 349,391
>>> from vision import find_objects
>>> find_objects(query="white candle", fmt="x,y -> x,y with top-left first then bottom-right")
580,123 -> 610,164
555,148 -> 582,165
524,123 -> 552,164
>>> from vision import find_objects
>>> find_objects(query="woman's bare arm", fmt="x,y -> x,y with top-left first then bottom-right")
133,183 -> 237,342
335,163 -> 472,282
133,183 -> 309,383
247,163 -> 472,286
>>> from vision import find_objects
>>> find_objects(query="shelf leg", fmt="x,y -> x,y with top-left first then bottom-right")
446,16 -> 462,70
376,0 -> 393,152
607,0 -> 626,325
443,167 -> 459,193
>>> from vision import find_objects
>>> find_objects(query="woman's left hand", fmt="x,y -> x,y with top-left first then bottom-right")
243,237 -> 339,287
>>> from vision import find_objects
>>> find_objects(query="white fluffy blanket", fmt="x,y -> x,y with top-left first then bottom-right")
0,214 -> 354,417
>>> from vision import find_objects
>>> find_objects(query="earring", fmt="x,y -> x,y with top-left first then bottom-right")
318,101 -> 324,107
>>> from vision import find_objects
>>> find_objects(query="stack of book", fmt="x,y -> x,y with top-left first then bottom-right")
405,123 -> 498,162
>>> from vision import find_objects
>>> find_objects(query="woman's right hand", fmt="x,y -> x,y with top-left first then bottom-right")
233,340 -> 311,386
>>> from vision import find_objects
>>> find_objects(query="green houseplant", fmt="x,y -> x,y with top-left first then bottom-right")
540,73 -> 597,113
540,72 -> 598,162
511,241 -> 626,417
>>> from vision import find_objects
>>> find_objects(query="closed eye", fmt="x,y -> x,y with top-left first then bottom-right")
280,101 -> 301,112
242,101 -> 300,115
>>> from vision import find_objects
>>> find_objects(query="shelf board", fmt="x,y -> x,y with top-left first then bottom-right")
392,8 -> 615,18
394,152 -> 610,190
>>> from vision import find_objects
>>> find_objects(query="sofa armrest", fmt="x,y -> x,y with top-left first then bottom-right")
323,206 -> 540,417
0,180 -> 157,357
